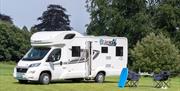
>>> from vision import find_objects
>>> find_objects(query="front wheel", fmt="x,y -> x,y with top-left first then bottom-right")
39,73 -> 50,85
95,72 -> 105,83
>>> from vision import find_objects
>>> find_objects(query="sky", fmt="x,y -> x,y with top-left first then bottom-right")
0,0 -> 90,33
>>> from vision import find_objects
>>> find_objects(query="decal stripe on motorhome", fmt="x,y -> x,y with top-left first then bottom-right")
93,50 -> 100,60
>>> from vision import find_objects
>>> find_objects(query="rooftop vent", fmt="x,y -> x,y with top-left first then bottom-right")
64,33 -> 76,39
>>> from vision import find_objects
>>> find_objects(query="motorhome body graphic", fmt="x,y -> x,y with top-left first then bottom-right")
100,39 -> 117,46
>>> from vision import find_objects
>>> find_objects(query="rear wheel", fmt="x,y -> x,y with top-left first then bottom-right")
39,73 -> 50,85
18,80 -> 28,84
95,72 -> 105,83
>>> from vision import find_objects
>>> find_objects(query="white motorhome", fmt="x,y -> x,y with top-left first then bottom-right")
13,31 -> 128,84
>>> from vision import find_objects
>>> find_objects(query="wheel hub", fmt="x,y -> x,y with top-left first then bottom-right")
43,75 -> 49,83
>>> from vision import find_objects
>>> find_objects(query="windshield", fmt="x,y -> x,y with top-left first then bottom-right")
22,47 -> 50,61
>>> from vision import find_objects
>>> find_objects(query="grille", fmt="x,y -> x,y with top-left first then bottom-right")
17,68 -> 28,73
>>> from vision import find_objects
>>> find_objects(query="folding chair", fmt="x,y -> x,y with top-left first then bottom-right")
126,70 -> 140,87
153,71 -> 170,88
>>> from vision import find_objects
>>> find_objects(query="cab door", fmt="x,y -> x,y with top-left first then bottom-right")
47,48 -> 62,80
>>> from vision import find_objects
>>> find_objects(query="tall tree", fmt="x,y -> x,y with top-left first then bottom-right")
153,0 -> 180,39
30,27 -> 38,34
86,0 -> 180,46
22,26 -> 28,31
86,0 -> 152,47
0,21 -> 31,61
0,13 -> 13,24
86,0 -> 180,73
34,4 -> 72,31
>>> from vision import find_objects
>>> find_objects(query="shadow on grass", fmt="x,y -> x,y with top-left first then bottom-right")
139,85 -> 154,88
13,80 -> 118,85
125,85 -> 154,88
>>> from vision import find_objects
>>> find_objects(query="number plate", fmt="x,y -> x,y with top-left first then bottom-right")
16,73 -> 24,79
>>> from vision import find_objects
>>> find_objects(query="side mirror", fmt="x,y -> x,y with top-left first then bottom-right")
47,56 -> 53,62
60,61 -> 63,66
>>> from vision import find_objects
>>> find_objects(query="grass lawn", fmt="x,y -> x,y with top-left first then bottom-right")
0,62 -> 180,91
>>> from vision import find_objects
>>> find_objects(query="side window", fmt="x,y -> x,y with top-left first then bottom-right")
116,47 -> 123,56
48,49 -> 61,62
72,46 -> 81,57
101,47 -> 108,53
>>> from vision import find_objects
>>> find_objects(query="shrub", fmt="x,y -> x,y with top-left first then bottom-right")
131,33 -> 180,74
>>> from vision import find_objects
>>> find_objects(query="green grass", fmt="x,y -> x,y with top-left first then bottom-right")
0,63 -> 180,91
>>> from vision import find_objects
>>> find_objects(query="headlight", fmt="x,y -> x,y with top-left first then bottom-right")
28,70 -> 36,74
29,63 -> 41,67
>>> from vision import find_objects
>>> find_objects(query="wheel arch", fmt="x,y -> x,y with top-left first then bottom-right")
40,70 -> 52,80
96,71 -> 106,76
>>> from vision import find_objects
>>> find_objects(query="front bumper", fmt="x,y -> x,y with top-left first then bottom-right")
13,67 -> 40,81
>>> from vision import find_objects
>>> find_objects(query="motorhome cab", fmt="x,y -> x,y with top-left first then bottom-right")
13,31 -> 128,84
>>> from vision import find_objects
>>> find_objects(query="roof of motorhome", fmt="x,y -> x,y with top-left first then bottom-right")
31,31 -> 83,40
31,31 -> 83,46
30,31 -> 127,46
33,30 -> 82,37
82,35 -> 127,39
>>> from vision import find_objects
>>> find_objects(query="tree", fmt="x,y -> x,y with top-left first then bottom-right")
30,27 -> 38,34
34,4 -> 72,32
130,33 -> 180,73
144,0 -> 180,45
0,21 -> 31,61
86,0 -> 152,47
153,1 -> 180,32
22,26 -> 28,31
0,13 -> 13,24
86,0 -> 180,47
86,0 -> 154,67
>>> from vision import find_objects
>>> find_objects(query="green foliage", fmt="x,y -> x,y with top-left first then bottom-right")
0,13 -> 13,24
86,0 -> 152,47
86,0 -> 180,72
0,21 -> 31,61
22,26 -> 28,31
131,33 -> 180,73
86,0 -> 180,47
30,27 -> 38,34
34,4 -> 72,32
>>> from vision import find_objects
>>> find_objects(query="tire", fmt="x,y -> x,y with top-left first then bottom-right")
39,73 -> 50,85
95,72 -> 105,83
18,80 -> 28,84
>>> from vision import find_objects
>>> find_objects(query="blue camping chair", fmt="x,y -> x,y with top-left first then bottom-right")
126,70 -> 140,87
153,71 -> 170,88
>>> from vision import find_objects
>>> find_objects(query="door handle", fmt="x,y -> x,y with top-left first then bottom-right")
60,61 -> 63,66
